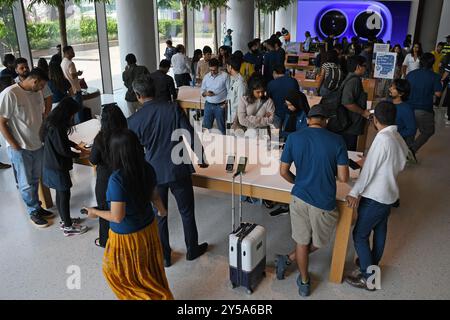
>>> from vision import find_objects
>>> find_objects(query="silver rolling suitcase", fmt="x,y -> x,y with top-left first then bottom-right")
229,172 -> 266,294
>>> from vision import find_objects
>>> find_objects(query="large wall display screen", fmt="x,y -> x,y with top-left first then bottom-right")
296,1 -> 411,45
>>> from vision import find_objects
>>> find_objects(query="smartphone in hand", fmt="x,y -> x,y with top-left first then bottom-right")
349,159 -> 361,170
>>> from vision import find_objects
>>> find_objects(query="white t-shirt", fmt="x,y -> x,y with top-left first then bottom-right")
0,84 -> 44,150
171,53 -> 191,75
402,53 -> 421,75
61,57 -> 81,92
14,76 -> 52,100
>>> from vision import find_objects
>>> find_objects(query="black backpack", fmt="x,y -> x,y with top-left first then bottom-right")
320,74 -> 358,133
323,64 -> 344,92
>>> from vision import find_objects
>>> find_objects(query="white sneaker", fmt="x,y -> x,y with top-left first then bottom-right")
63,224 -> 88,236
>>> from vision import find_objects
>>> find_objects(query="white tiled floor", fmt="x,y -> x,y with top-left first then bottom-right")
1,108 -> 449,300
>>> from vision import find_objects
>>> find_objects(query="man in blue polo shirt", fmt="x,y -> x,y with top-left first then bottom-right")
276,104 -> 349,297
267,64 -> 300,129
406,53 -> 442,156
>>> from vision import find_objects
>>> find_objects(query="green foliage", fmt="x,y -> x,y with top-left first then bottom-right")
79,16 -> 97,39
158,19 -> 183,38
255,0 -> 295,14
0,5 -> 19,53
158,0 -> 180,10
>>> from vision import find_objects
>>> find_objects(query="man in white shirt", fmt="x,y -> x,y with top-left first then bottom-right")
201,58 -> 229,135
0,68 -> 55,228
61,46 -> 84,123
171,44 -> 192,87
226,56 -> 246,129
345,101 -> 408,290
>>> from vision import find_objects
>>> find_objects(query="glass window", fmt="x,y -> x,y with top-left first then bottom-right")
65,1 -> 102,91
23,0 -> 60,67
194,6 -> 214,52
157,0 -> 183,61
106,0 -> 121,91
23,0 -> 103,92
0,5 -> 20,71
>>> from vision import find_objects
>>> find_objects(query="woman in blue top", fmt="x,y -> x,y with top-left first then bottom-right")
85,129 -> 173,300
47,61 -> 71,106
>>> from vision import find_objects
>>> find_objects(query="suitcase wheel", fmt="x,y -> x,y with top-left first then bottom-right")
246,288 -> 253,295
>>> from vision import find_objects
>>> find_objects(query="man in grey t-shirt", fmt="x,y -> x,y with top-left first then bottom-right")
341,55 -> 371,151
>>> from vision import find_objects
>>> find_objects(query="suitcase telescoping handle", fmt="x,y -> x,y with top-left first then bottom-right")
231,172 -> 243,233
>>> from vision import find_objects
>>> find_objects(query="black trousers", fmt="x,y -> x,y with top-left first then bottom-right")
56,190 -> 71,228
156,176 -> 199,260
174,73 -> 191,87
95,176 -> 110,247
342,133 -> 358,151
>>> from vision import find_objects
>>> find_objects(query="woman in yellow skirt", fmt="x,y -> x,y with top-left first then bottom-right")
85,129 -> 173,300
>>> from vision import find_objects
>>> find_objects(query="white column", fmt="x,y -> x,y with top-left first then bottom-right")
116,0 -> 159,72
186,7 -> 195,56
226,0 -> 255,52
12,1 -> 32,64
95,2 -> 113,94
275,7 -> 290,35
437,0 -> 450,45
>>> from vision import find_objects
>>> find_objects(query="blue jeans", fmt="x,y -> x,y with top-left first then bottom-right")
7,147 -> 43,215
203,101 -> 226,135
353,197 -> 392,278
73,91 -> 84,124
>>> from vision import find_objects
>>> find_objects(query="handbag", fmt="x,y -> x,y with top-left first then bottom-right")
79,78 -> 88,90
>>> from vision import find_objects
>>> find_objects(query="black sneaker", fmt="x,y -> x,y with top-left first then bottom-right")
0,162 -> 11,169
164,258 -> 172,268
38,207 -> 55,219
186,242 -> 208,261
63,224 -> 88,236
263,200 -> 275,209
30,212 -> 49,228
269,206 -> 289,217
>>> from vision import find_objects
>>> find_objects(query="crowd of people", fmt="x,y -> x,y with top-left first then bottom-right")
0,28 -> 449,299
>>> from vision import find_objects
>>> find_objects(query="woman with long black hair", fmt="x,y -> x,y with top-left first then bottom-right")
84,129 -> 173,300
89,103 -> 127,247
40,97 -> 90,236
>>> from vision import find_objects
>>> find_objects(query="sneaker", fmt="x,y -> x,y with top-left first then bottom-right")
59,218 -> 82,230
269,206 -> 289,217
296,274 -> 311,297
186,242 -> 208,261
63,224 -> 88,236
445,120 -> 450,126
345,272 -> 376,291
164,258 -> 172,268
262,200 -> 275,209
275,254 -> 291,280
30,212 -> 49,228
38,207 -> 55,219
407,149 -> 418,164
0,162 -> 11,169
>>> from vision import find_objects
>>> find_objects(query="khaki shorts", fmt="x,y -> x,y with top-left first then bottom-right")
290,196 -> 339,248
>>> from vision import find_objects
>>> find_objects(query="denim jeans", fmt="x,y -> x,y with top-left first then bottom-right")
7,147 -> 43,215
73,91 -> 84,124
353,197 -> 392,278
203,101 -> 226,135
